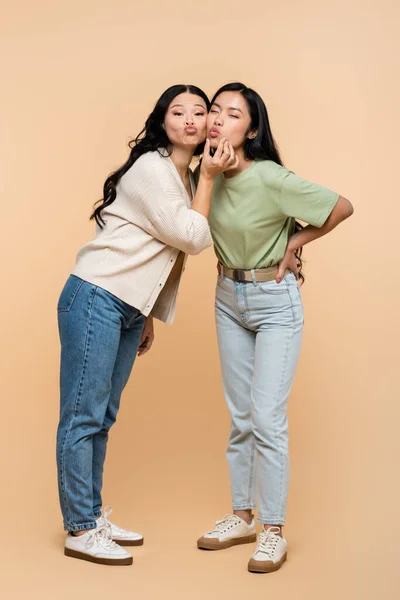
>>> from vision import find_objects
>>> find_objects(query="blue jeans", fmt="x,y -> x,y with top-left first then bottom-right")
56,275 -> 145,532
215,270 -> 304,525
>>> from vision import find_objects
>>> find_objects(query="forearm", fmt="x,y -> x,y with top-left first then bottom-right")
287,195 -> 353,253
191,172 -> 215,219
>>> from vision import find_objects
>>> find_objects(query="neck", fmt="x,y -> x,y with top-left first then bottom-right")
169,146 -> 194,180
224,147 -> 252,179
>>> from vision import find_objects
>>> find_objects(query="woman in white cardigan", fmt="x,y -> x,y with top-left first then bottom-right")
56,84 -> 237,566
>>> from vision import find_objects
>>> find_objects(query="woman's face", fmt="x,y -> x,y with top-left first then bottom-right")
207,91 -> 255,150
164,93 -> 208,150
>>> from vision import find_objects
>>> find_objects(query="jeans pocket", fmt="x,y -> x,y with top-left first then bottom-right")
257,279 -> 288,295
57,276 -> 84,312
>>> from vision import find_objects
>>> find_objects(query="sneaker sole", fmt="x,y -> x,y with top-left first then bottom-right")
64,548 -> 133,566
114,538 -> 144,547
248,552 -> 287,573
197,534 -> 257,550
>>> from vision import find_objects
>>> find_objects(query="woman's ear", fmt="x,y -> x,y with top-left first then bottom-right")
247,129 -> 257,140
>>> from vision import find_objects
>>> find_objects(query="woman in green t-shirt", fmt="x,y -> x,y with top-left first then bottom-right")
196,83 -> 354,573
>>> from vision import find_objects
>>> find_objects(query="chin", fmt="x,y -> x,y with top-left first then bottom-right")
187,134 -> 204,144
174,139 -> 199,150
208,137 -> 219,149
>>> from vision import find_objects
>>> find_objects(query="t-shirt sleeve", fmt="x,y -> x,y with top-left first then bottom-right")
279,170 -> 339,227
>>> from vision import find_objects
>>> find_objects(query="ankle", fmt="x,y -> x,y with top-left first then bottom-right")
233,510 -> 253,525
70,529 -> 90,537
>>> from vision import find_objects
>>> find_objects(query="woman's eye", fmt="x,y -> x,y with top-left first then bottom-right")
195,112 -> 205,116
210,109 -> 219,114
229,115 -> 239,119
173,112 -> 183,116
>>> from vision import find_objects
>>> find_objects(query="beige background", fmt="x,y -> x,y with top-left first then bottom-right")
1,0 -> 399,598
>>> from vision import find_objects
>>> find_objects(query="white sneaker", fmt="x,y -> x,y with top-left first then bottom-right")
97,506 -> 144,547
197,514 -> 256,550
64,524 -> 133,565
248,527 -> 287,573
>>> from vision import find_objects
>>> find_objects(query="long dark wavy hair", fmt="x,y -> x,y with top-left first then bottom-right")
210,82 -> 305,283
91,84 -> 211,227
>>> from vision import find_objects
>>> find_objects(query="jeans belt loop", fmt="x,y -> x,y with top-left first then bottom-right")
250,269 -> 257,286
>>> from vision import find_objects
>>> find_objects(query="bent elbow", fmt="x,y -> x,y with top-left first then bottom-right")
338,195 -> 354,220
348,202 -> 354,217
185,237 -> 212,255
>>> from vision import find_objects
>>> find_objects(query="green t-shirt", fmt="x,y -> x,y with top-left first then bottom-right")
205,160 -> 339,269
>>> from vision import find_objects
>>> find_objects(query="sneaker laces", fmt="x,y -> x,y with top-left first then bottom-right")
99,506 -> 126,534
86,524 -> 120,551
210,514 -> 242,534
256,527 -> 281,558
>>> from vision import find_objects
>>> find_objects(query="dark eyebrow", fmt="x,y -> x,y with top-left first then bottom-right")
211,102 -> 243,114
170,103 -> 207,109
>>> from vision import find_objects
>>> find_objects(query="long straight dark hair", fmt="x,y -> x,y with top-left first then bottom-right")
91,84 -> 211,227
211,82 -> 305,283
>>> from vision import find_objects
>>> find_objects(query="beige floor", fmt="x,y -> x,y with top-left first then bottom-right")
2,402 -> 398,600
2,494 -> 397,600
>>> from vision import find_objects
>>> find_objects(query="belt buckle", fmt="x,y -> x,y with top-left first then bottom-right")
233,269 -> 246,282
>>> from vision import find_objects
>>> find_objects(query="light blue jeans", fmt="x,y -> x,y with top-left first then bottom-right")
56,275 -> 145,532
215,270 -> 304,525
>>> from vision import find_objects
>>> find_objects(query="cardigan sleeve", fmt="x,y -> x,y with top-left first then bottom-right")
123,153 -> 212,255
